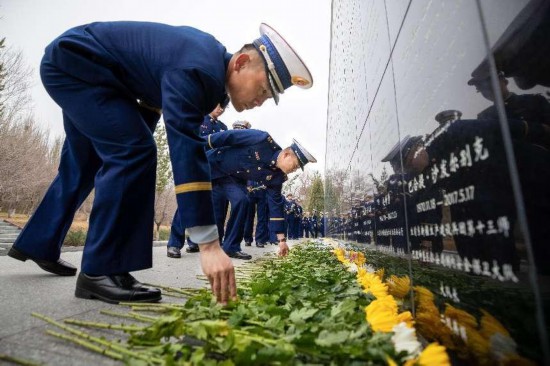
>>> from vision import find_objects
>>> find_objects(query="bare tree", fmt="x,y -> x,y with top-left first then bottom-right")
153,123 -> 175,239
0,42 -> 58,216
0,44 -> 33,125
0,117 -> 57,216
154,185 -> 176,240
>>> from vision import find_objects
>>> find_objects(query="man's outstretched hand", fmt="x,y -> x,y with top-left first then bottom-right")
199,239 -> 237,305
278,241 -> 289,257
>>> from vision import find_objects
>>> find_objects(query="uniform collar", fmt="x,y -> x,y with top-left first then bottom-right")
270,151 -> 281,167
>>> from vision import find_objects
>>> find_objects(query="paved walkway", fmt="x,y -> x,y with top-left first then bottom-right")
0,242 -> 284,365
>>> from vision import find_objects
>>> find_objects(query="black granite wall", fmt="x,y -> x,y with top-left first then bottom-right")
325,0 -> 550,364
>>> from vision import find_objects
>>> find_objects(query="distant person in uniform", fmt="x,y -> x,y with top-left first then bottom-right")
228,121 -> 269,249
8,21 -> 313,304
169,129 -> 317,260
243,181 -> 270,248
200,103 -> 228,135
284,194 -> 296,239
381,135 -> 429,252
168,104 -> 230,258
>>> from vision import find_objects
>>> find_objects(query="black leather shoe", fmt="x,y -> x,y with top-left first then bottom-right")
167,247 -> 181,258
186,246 -> 200,253
75,273 -> 161,304
255,242 -> 265,248
244,242 -> 252,246
226,251 -> 252,260
8,246 -> 77,276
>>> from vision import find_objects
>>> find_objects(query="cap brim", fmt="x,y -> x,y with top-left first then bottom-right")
260,23 -> 313,89
292,138 -> 316,171
381,136 -> 410,162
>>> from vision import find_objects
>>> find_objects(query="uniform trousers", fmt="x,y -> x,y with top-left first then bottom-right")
212,177 -> 249,253
13,60 -> 158,275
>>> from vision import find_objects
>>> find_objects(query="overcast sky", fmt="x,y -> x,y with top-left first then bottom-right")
1,0 -> 331,174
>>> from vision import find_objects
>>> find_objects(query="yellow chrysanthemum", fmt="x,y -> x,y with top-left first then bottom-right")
333,247 -> 347,263
365,296 -> 400,332
387,275 -> 411,299
444,304 -> 478,330
366,307 -> 398,332
397,311 -> 414,328
414,286 -> 435,305
351,251 -> 366,266
465,327 -> 491,364
357,271 -> 389,298
375,268 -> 385,280
479,309 -> 510,338
415,312 -> 447,343
386,357 -> 398,366
415,301 -> 456,349
416,343 -> 450,366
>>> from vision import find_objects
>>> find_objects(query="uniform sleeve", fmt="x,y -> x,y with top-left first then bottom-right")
266,184 -> 286,234
161,68 -> 220,229
206,129 -> 269,150
533,94 -> 550,125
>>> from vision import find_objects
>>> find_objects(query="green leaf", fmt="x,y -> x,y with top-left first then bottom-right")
315,330 -> 350,347
289,308 -> 318,324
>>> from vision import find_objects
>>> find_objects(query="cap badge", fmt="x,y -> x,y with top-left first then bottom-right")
292,76 -> 310,87
266,175 -> 272,181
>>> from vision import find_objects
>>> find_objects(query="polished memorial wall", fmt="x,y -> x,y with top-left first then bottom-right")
325,0 -> 550,364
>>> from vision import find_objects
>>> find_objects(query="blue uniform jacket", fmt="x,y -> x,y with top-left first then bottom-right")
44,21 -> 231,229
200,115 -> 228,136
206,129 -> 287,233
247,180 -> 267,199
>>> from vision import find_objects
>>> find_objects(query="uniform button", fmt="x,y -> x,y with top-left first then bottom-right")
218,151 -> 221,154
246,169 -> 250,173
258,167 -> 261,170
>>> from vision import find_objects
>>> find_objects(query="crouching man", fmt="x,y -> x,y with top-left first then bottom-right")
169,129 -> 316,259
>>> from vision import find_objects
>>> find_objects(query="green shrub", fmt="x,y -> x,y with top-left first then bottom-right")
64,230 -> 87,246
157,228 -> 170,241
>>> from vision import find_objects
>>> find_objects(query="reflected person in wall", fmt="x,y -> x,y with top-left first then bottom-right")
468,71 -> 550,274
381,136 -> 430,253
469,71 -> 550,149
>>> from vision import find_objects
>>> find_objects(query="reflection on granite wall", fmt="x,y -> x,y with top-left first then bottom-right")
325,0 -> 550,364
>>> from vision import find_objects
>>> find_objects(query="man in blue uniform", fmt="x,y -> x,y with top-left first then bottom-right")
311,209 -> 319,238
284,194 -> 296,239
201,104 -> 228,135
169,129 -> 316,259
168,119 -> 254,257
8,21 -> 313,304
243,181 -> 270,248
294,199 -> 303,238
167,104 -> 229,258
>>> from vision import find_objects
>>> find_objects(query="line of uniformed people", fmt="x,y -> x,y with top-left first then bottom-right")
167,116 -> 317,260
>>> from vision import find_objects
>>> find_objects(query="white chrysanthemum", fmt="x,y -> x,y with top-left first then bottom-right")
490,332 -> 517,361
347,262 -> 358,273
391,322 -> 421,359
322,238 -> 339,248
364,263 -> 376,273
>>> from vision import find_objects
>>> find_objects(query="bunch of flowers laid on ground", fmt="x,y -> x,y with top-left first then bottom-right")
330,240 -> 538,365
34,242 -> 445,365
330,244 -> 449,366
